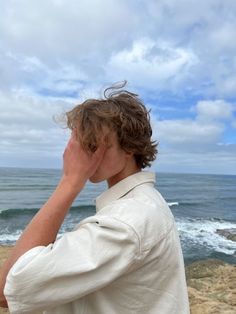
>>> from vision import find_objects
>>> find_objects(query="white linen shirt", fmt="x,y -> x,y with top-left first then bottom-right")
4,171 -> 190,314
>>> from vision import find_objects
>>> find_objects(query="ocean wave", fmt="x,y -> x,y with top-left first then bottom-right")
176,217 -> 236,256
0,230 -> 22,244
0,204 -> 96,218
1,212 -> 236,256
167,202 -> 179,207
0,207 -> 39,217
0,203 -> 178,217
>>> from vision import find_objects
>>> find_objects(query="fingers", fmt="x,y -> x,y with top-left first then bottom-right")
95,143 -> 106,158
67,128 -> 79,147
68,128 -> 107,161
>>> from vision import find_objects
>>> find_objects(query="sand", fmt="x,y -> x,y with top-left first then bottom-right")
0,246 -> 235,314
0,246 -> 12,314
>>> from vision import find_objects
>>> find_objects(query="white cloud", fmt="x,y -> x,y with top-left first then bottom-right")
0,90 -> 73,167
153,150 -> 236,175
0,52 -> 88,97
106,38 -> 198,91
1,0 -> 236,97
195,100 -> 235,122
0,0 -> 236,174
155,120 -> 223,146
0,0 -> 139,62
152,97 -> 236,175
153,99 -> 236,153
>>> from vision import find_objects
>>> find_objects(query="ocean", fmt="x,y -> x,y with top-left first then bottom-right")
0,167 -> 236,265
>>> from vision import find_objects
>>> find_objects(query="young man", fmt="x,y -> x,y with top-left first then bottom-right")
0,82 -> 190,313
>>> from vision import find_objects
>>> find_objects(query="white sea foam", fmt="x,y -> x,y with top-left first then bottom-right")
1,216 -> 236,259
176,218 -> 236,255
0,208 -> 9,214
0,230 -> 22,243
168,202 -> 179,207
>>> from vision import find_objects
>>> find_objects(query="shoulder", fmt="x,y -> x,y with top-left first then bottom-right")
96,185 -> 175,252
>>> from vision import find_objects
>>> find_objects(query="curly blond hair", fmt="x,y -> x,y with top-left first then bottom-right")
64,81 -> 158,169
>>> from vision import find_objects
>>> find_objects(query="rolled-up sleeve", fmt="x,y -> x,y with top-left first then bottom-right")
4,215 -> 140,314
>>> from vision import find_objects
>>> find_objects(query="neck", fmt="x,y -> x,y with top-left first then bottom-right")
107,162 -> 141,188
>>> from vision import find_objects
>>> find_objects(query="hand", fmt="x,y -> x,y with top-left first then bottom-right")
61,129 -> 106,190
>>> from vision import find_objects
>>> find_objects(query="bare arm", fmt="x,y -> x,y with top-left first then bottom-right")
0,130 -> 105,307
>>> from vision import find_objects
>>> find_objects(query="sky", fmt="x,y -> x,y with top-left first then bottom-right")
0,0 -> 236,175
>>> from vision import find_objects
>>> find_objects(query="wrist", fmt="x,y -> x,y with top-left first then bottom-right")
59,175 -> 86,194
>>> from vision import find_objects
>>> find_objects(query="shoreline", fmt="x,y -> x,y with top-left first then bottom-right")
0,246 -> 235,313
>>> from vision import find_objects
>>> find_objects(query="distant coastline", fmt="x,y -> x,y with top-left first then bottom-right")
1,165 -> 236,176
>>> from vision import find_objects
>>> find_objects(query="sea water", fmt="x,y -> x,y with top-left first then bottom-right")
0,167 -> 235,264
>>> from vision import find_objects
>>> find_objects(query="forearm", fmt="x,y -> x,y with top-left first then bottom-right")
0,176 -> 84,307
0,127 -> 105,307
9,177 -> 82,251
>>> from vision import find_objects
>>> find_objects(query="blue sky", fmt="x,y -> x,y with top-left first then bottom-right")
0,0 -> 235,174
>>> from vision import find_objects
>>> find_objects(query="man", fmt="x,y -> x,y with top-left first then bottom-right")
0,81 -> 190,313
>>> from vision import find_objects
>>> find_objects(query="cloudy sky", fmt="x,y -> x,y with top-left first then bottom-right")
0,0 -> 236,174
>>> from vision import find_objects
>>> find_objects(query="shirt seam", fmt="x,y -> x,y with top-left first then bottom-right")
142,218 -> 175,253
106,216 -> 142,259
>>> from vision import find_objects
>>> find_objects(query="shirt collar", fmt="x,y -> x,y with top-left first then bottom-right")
96,171 -> 156,212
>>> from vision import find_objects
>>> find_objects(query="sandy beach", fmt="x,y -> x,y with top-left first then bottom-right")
0,246 -> 12,314
0,246 -> 235,314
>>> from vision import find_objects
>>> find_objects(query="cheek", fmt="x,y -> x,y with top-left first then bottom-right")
99,149 -> 126,173
89,149 -> 127,183
107,150 -> 126,167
